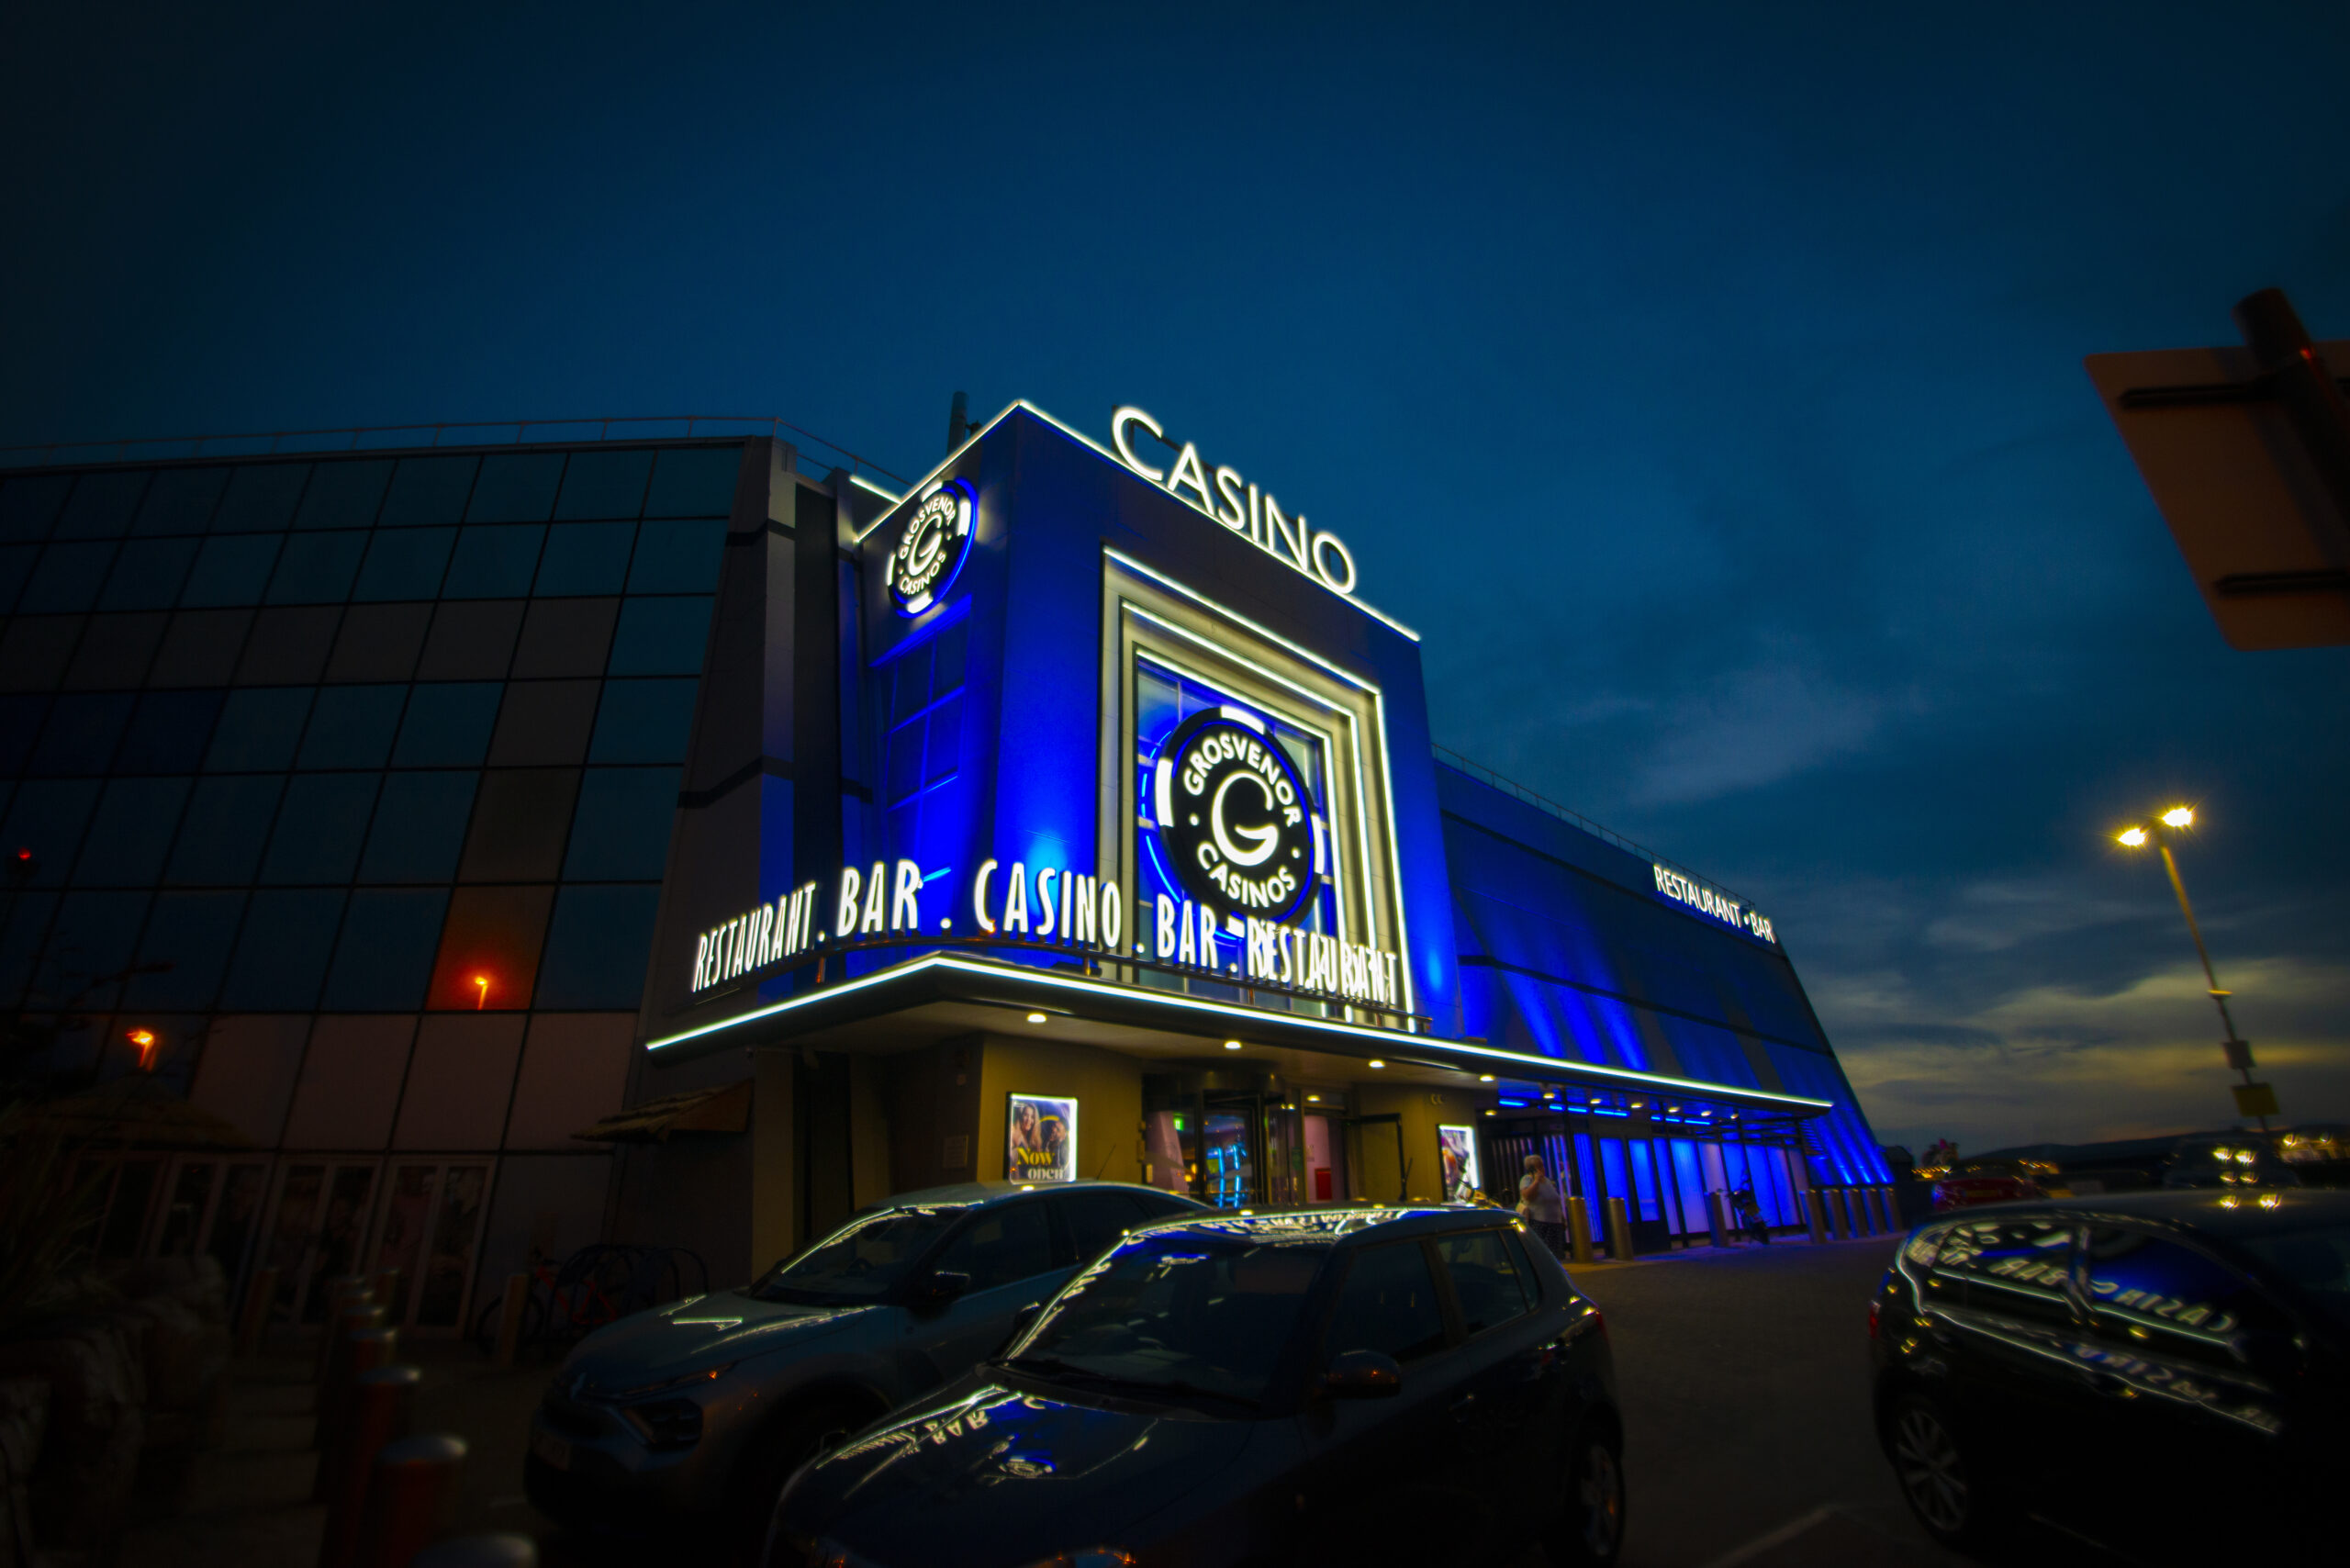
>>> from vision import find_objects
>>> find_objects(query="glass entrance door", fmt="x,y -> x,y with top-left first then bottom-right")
367,1159 -> 493,1333
259,1159 -> 380,1332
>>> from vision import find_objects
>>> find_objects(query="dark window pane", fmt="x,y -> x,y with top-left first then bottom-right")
625,519 -> 727,593
125,890 -> 244,1008
206,689 -> 313,772
392,683 -> 501,767
588,679 -> 697,763
46,890 -> 151,992
117,690 -> 224,774
890,644 -> 933,724
98,536 -> 200,611
934,618 -> 968,694
180,534 -> 285,607
166,776 -> 285,884
643,447 -> 741,518
294,459 -> 393,530
261,774 -> 380,883
352,527 -> 454,601
28,693 -> 133,776
458,769 -> 577,881
1,474 -> 75,541
132,468 -> 229,536
211,465 -> 308,533
563,767 -> 678,880
1327,1241 -> 1449,1362
297,686 -> 406,769
0,695 -> 49,774
264,532 -> 366,604
322,889 -> 449,1010
0,543 -> 36,615
218,889 -> 343,1009
884,725 -> 922,804
1057,1190 -> 1150,1263
529,883 -> 657,1005
606,596 -> 711,676
487,680 -> 599,766
357,772 -> 476,883
442,525 -> 544,599
73,777 -> 192,886
21,541 -> 118,612
925,695 -> 961,785
533,521 -> 634,596
465,454 -> 564,522
0,890 -> 57,1003
933,1200 -> 1055,1294
1,778 -> 103,886
1435,1229 -> 1532,1336
554,449 -> 653,520
54,471 -> 151,540
379,456 -> 477,528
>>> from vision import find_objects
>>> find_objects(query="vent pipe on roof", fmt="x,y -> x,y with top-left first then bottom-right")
947,390 -> 970,454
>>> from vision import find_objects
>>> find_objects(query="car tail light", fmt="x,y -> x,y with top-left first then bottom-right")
1866,1298 -> 1882,1339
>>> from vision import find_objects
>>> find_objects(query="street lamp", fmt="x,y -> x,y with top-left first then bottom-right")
2113,806 -> 2275,1130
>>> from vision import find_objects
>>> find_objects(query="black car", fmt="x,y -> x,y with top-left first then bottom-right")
766,1204 -> 1624,1568
1870,1189 -> 2350,1560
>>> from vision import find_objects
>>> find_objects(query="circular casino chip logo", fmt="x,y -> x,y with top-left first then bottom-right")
1151,709 -> 1318,926
887,478 -> 975,616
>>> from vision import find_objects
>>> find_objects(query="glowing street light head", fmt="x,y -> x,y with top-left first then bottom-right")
2162,806 -> 2194,828
2117,826 -> 2148,847
127,1028 -> 158,1069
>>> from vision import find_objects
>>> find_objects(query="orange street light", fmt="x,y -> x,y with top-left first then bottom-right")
127,1028 -> 158,1070
2114,805 -> 2270,1129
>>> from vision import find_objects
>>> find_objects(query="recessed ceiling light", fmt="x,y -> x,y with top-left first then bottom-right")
1367,1059 -> 1385,1070
1479,1075 -> 1495,1083
1306,1094 -> 1321,1103
1224,1039 -> 1242,1050
1025,1012 -> 1047,1024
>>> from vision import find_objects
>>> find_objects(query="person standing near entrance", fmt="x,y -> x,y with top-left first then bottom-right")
1518,1155 -> 1566,1259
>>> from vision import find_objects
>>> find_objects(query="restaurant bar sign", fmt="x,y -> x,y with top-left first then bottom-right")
1651,864 -> 1776,945
688,851 -> 1407,1014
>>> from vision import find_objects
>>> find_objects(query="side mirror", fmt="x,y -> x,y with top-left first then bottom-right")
1320,1349 -> 1402,1399
992,1302 -> 1044,1360
915,1271 -> 972,1309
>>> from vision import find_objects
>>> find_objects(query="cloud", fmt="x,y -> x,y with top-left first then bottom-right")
1634,663 -> 1904,805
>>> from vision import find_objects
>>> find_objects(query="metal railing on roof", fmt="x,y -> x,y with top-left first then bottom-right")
0,413 -> 909,487
1431,745 -> 1759,911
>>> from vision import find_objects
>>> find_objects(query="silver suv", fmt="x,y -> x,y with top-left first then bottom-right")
524,1181 -> 1204,1543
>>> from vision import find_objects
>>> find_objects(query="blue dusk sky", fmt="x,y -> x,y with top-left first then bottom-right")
5,2 -> 2344,1154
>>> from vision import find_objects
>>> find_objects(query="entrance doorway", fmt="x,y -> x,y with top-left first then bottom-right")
260,1159 -> 380,1329
366,1159 -> 495,1331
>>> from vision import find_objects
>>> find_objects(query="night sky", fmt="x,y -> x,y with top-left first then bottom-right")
6,2 -> 2345,1155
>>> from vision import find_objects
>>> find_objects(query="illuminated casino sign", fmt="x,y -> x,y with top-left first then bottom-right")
1110,406 -> 1358,596
1150,709 -> 1318,927
885,477 -> 976,616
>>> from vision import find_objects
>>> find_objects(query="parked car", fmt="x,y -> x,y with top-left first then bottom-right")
766,1204 -> 1626,1568
1869,1189 -> 2349,1560
525,1181 -> 1203,1545
1927,1158 -> 2046,1211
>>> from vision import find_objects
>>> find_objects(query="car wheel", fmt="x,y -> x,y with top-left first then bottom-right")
731,1400 -> 871,1558
1548,1423 -> 1625,1566
1884,1395 -> 2006,1552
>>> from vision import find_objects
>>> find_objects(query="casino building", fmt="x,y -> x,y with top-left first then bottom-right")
0,402 -> 1890,1330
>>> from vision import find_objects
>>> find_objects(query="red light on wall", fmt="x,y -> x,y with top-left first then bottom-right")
127,1028 -> 158,1070
473,975 -> 491,1010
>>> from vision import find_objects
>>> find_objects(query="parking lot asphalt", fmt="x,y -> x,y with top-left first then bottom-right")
1569,1235 -> 1978,1568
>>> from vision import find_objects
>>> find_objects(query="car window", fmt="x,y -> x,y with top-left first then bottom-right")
934,1200 -> 1056,1294
2241,1226 -> 2350,1332
746,1203 -> 971,1304
1931,1215 -> 2075,1325
1436,1229 -> 1530,1335
2083,1226 -> 2291,1368
1130,1191 -> 1200,1223
1499,1227 -> 1545,1302
1326,1239 -> 1449,1363
1057,1190 -> 1148,1264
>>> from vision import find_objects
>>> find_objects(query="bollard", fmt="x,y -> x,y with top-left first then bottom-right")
1803,1189 -> 1827,1244
371,1269 -> 405,1321
313,1278 -> 373,1375
1603,1194 -> 1635,1261
1860,1187 -> 1884,1236
1881,1185 -> 1902,1233
318,1364 -> 420,1568
356,1434 -> 467,1568
412,1536 -> 536,1568
1835,1188 -> 1858,1239
494,1272 -> 532,1369
237,1265 -> 282,1356
1705,1191 -> 1731,1248
1566,1196 -> 1595,1265
314,1327 -> 400,1500
314,1304 -> 387,1440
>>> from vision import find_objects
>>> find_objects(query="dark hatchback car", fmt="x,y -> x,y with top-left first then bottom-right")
765,1204 -> 1624,1568
1870,1189 -> 2350,1560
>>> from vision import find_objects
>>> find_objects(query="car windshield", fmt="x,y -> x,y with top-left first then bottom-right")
2240,1225 -> 2350,1331
743,1204 -> 970,1303
1007,1230 -> 1326,1409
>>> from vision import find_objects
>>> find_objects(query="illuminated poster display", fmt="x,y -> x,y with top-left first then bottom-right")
1438,1125 -> 1481,1203
1006,1094 -> 1078,1182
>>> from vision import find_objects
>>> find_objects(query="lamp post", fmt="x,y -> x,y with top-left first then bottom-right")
2114,807 -> 2274,1131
